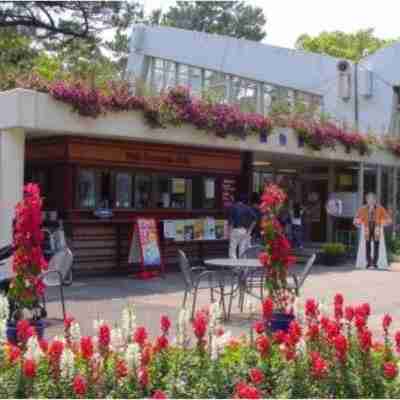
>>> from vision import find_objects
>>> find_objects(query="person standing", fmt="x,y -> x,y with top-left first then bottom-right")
250,192 -> 262,245
290,203 -> 304,248
228,193 -> 257,258
354,192 -> 392,269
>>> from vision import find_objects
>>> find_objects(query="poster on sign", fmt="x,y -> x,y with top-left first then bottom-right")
222,178 -> 236,208
128,218 -> 164,279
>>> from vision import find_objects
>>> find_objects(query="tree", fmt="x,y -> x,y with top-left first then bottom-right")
0,1 -> 143,44
154,1 -> 267,41
295,28 -> 397,61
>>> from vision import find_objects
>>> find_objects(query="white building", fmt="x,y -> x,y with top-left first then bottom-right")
127,24 -> 400,136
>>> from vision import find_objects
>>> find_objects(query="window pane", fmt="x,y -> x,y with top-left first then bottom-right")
135,175 -> 152,209
203,178 -> 216,208
115,172 -> 132,208
77,170 -> 96,208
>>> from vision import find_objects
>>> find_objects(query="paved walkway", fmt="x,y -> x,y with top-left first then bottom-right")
43,264 -> 400,340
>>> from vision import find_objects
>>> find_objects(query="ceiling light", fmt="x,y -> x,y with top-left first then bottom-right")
253,161 -> 271,166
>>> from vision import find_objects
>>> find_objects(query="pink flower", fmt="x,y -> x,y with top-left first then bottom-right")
160,315 -> 171,334
133,326 -> 148,347
152,390 -> 168,399
99,324 -> 111,348
192,311 -> 208,340
249,368 -> 265,385
262,298 -> 274,320
256,335 -> 270,357
252,320 -> 265,335
80,336 -> 94,360
382,314 -> 392,333
23,359 -> 37,379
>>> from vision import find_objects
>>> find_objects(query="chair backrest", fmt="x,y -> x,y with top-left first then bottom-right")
47,248 -> 74,282
240,245 -> 264,259
177,249 -> 193,288
297,253 -> 316,288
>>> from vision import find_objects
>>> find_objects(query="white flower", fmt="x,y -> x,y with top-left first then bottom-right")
177,308 -> 191,346
319,299 -> 329,317
125,343 -> 141,371
110,327 -> 124,351
60,348 -> 75,380
0,320 -> 6,343
70,322 -> 81,343
209,302 -> 221,329
25,336 -> 43,363
93,319 -> 105,333
211,331 -> 232,360
0,295 -> 9,321
121,305 -> 136,342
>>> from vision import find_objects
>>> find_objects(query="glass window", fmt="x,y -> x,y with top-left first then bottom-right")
77,169 -> 96,208
115,172 -> 132,208
135,174 -> 152,209
154,176 -> 191,209
203,178 -> 216,209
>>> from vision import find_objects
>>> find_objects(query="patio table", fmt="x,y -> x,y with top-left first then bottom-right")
205,258 -> 264,319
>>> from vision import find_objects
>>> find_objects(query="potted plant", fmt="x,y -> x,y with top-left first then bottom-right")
6,183 -> 48,343
321,242 -> 347,266
258,183 -> 297,333
387,232 -> 400,262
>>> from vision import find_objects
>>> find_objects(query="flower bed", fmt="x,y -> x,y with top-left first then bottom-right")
7,74 -> 390,156
0,295 -> 400,398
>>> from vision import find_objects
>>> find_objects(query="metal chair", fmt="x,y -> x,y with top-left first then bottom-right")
178,249 -> 228,319
40,248 -> 74,320
287,253 -> 316,296
236,245 -> 265,312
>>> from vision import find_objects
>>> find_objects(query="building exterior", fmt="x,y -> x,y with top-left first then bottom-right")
0,25 -> 400,274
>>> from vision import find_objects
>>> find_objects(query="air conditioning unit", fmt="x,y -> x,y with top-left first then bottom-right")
359,68 -> 373,98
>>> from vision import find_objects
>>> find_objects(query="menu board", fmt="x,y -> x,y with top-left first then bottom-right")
128,219 -> 163,274
222,178 -> 236,208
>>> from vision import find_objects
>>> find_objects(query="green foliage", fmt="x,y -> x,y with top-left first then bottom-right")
295,28 -> 397,61
322,242 -> 347,256
154,1 -> 267,41
387,233 -> 400,255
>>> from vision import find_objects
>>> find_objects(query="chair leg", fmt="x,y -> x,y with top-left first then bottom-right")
59,284 -> 66,321
218,280 -> 227,321
191,284 -> 199,320
182,288 -> 188,308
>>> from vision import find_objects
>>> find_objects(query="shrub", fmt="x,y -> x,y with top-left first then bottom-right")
322,242 -> 347,256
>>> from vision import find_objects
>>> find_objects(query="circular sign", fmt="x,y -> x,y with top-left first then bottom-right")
326,198 -> 343,217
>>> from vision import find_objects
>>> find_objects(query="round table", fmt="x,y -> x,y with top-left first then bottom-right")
205,258 -> 262,269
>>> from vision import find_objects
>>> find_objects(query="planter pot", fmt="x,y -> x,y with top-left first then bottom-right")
259,132 -> 268,143
297,136 -> 305,148
7,319 -> 45,344
322,253 -> 346,266
266,312 -> 295,333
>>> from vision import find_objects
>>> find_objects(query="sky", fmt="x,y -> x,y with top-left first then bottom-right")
139,0 -> 400,49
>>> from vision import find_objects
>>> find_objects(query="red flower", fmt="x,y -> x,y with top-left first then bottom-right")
259,252 -> 271,267
273,330 -> 287,344
256,335 -> 270,357
305,299 -> 319,319
310,352 -> 328,379
141,345 -> 152,366
138,366 -> 149,387
334,293 -> 344,306
234,382 -> 261,399
7,344 -> 21,364
249,368 -> 265,385
307,323 -> 320,341
99,324 -> 111,348
355,314 -> 366,332
192,311 -> 208,339
64,315 -> 75,331
155,335 -> 169,352
384,361 -> 398,380
395,331 -> 400,352
358,329 -> 372,352
253,320 -> 265,335
152,390 -> 168,399
17,319 -> 34,343
344,306 -> 354,322
80,336 -> 94,360
48,340 -> 64,363
333,334 -> 348,361
382,314 -> 392,333
116,359 -> 128,379
334,304 -> 343,321
160,315 -> 171,334
288,320 -> 302,345
73,375 -> 87,397
39,339 -> 48,353
133,326 -> 148,347
23,359 -> 37,379
262,297 -> 274,320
